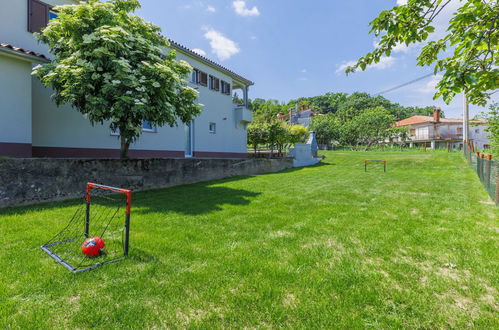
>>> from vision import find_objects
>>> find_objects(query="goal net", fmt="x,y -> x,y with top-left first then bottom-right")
41,183 -> 132,273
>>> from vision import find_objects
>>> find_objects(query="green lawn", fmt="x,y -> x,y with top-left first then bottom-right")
1,151 -> 498,328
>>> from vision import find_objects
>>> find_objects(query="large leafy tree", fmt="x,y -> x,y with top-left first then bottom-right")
310,114 -> 341,145
34,0 -> 200,158
346,0 -> 498,106
343,107 -> 396,150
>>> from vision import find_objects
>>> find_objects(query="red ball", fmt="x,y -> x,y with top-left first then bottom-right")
81,237 -> 105,257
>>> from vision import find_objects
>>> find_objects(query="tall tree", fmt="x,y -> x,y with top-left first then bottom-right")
34,0 -> 201,158
346,0 -> 498,106
344,107 -> 396,150
310,114 -> 341,145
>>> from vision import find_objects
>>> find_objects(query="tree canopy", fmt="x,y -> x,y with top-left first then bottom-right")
250,92 -> 441,122
346,0 -> 498,106
34,0 -> 201,158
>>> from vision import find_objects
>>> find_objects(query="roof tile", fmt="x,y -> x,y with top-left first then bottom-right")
0,43 -> 48,61
395,115 -> 486,127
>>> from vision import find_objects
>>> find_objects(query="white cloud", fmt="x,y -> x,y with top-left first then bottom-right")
203,29 -> 240,61
250,35 -> 258,40
392,43 -> 415,53
396,0 -> 408,5
336,56 -> 396,74
336,61 -> 358,74
206,5 -> 216,13
191,48 -> 207,57
232,1 -> 260,17
371,56 -> 396,69
417,74 -> 443,94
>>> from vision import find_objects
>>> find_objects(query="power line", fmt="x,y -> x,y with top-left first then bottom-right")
374,73 -> 435,96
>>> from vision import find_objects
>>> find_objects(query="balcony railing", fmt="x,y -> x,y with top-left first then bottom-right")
234,105 -> 252,124
406,133 -> 463,141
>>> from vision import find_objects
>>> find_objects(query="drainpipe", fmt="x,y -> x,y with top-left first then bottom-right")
463,94 -> 469,144
244,85 -> 249,108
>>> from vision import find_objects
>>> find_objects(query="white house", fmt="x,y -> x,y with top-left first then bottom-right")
394,109 -> 490,149
0,0 -> 253,158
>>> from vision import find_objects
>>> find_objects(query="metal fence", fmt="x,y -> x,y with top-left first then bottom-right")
464,141 -> 498,204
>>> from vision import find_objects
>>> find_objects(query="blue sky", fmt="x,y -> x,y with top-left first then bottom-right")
136,0 -> 497,118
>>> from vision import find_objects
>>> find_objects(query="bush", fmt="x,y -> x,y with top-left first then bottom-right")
247,121 -> 309,155
288,124 -> 310,144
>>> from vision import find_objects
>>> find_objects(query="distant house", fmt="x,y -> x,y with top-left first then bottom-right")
0,0 -> 253,158
277,106 -> 324,127
394,109 -> 489,149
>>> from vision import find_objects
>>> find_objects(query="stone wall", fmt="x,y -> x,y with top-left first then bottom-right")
0,157 -> 293,209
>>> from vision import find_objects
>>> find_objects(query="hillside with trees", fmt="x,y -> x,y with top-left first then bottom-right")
242,92 -> 437,151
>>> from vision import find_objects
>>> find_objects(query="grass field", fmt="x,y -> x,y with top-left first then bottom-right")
1,151 -> 498,328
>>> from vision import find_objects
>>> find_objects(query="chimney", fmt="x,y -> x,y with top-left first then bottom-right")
433,108 -> 441,122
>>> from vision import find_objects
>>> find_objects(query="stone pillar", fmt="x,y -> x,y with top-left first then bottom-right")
431,141 -> 436,149
409,142 -> 414,148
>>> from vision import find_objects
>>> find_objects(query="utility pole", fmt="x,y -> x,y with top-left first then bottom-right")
463,94 -> 469,143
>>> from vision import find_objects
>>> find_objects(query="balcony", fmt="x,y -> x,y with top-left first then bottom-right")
234,106 -> 252,124
407,133 -> 463,142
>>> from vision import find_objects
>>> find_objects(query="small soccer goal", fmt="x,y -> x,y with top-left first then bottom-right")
41,183 -> 132,273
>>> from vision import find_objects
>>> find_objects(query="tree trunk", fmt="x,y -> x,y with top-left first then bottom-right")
120,134 -> 130,159
364,141 -> 373,152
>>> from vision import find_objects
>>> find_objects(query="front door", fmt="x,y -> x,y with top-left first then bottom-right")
185,120 -> 194,157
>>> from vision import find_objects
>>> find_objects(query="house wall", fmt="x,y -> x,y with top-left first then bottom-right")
31,51 -> 248,158
470,125 -> 490,149
410,122 -> 462,141
0,0 -> 77,54
0,55 -> 33,157
176,51 -> 249,156
2,0 -> 250,158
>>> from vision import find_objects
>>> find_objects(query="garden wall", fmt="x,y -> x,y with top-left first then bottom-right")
0,157 -> 293,209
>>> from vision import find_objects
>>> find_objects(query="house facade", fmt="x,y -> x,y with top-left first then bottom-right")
394,109 -> 489,149
0,0 -> 253,158
277,106 -> 324,127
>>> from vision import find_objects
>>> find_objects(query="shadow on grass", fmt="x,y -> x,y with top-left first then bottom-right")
132,179 -> 261,215
128,248 -> 162,264
277,160 -> 335,173
1,161 -> 335,217
0,196 -> 84,216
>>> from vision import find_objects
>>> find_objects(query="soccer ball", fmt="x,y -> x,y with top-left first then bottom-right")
81,237 -> 105,257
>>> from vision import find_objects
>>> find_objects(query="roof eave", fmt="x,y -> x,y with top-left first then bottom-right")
169,41 -> 254,87
0,47 -> 49,64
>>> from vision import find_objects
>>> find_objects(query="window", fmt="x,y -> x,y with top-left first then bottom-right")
475,128 -> 480,134
221,81 -> 231,95
28,0 -> 49,33
457,127 -> 463,134
199,71 -> 208,86
190,69 -> 199,84
49,10 -> 58,21
28,0 -> 57,33
190,69 -> 210,88
209,75 -> 220,91
209,123 -> 216,134
409,128 -> 416,136
142,121 -> 156,132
